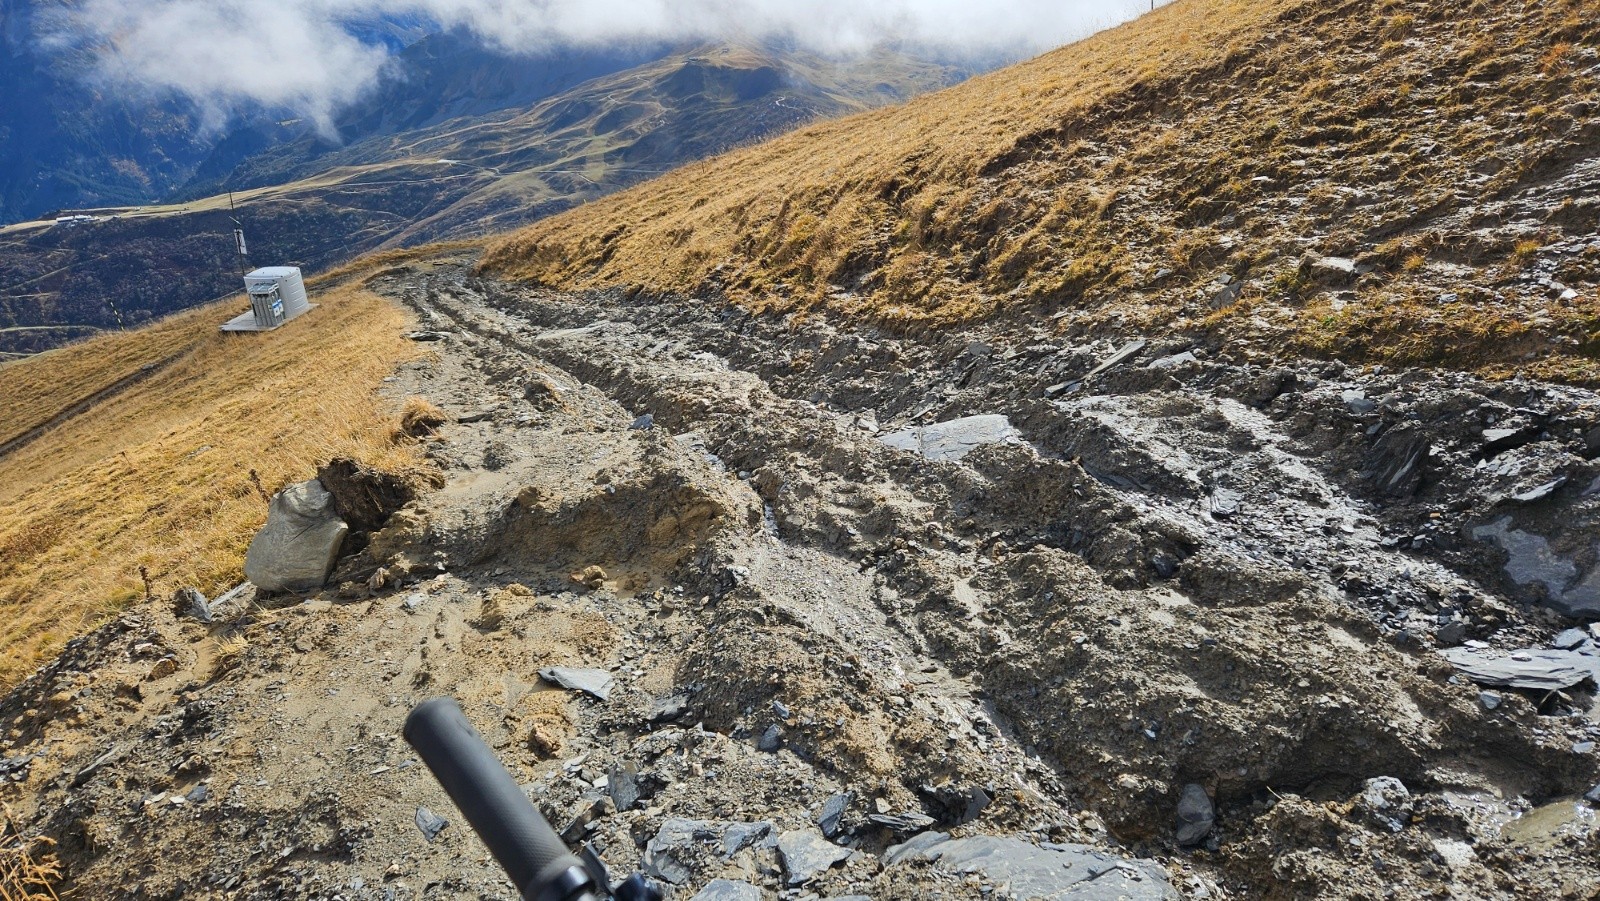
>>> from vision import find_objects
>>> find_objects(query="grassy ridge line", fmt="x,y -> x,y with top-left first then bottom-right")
0,282 -> 425,688
479,0 -> 1299,306
482,0 -> 1600,381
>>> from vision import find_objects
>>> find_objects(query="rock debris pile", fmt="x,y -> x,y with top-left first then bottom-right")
1,265 -> 1597,900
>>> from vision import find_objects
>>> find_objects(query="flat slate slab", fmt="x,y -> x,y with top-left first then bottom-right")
887,834 -> 1178,900
1439,647 -> 1598,691
538,666 -> 614,700
879,414 -> 1021,462
777,829 -> 851,885
688,880 -> 762,901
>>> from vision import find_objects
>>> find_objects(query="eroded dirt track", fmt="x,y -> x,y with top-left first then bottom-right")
3,263 -> 1598,900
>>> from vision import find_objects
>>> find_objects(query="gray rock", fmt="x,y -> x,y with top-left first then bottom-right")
883,831 -> 950,866
1147,351 -> 1198,371
647,693 -> 690,723
1360,777 -> 1412,831
1471,516 -> 1600,618
414,807 -> 448,842
644,818 -> 722,885
879,414 -> 1021,463
608,764 -> 641,812
1554,628 -> 1590,650
1207,488 -> 1242,519
538,667 -> 614,701
1341,390 -> 1378,414
1308,256 -> 1358,280
889,834 -> 1178,900
1479,691 -> 1503,710
818,792 -> 851,838
1575,741 -> 1596,754
244,480 -> 349,593
1585,784 -> 1600,806
688,879 -> 762,901
777,830 -> 850,885
1435,621 -> 1467,646
757,724 -> 782,752
0,754 -> 35,783
1175,784 -> 1215,846
1440,646 -> 1597,691
964,786 -> 992,823
1512,477 -> 1566,504
723,821 -> 774,857
1209,282 -> 1243,309
174,587 -> 211,623
630,413 -> 655,430
868,812 -> 937,835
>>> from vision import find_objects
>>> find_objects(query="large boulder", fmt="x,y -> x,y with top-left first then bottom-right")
244,480 -> 348,593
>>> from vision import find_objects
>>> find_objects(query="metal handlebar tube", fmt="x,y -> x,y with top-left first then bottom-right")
404,698 -> 600,901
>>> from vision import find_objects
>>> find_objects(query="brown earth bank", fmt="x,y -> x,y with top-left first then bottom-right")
2,263 -> 1597,900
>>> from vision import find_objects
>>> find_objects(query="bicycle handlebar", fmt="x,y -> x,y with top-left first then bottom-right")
404,697 -> 598,901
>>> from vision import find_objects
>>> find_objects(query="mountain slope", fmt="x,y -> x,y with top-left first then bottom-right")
0,43 -> 965,355
0,262 -> 433,687
482,0 -> 1600,382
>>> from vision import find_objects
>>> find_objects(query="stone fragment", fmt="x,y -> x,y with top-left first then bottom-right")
1440,647 -> 1596,691
244,480 -> 349,593
608,764 -> 641,812
1147,351 -> 1198,371
630,413 -> 655,430
1360,777 -> 1413,831
868,812 -> 937,835
173,587 -> 211,623
1175,784 -> 1215,846
1512,477 -> 1566,504
538,667 -> 614,701
688,879 -> 762,901
883,831 -> 950,866
414,807 -> 448,842
817,792 -> 851,838
1342,390 -> 1378,414
757,724 -> 782,752
777,830 -> 850,885
1470,516 -> 1600,618
643,818 -> 720,885
647,693 -> 690,723
1554,628 -> 1590,650
879,415 -> 1021,463
888,834 -> 1178,900
722,821 -> 773,857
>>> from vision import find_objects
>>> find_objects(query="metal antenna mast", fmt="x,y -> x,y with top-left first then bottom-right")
229,191 -> 249,278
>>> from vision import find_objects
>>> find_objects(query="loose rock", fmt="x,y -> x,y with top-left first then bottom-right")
243,480 -> 349,593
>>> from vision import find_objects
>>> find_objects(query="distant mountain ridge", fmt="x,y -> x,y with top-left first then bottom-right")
0,36 -> 968,354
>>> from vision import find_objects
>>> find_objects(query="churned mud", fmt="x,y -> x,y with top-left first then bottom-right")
3,261 -> 1597,900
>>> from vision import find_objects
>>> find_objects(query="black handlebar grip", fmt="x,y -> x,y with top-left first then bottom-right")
404,698 -> 596,901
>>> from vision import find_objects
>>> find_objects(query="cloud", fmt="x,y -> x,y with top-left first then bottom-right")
56,0 -> 1167,130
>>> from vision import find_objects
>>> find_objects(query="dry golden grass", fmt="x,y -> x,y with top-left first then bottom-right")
483,0 -> 1299,310
483,0 -> 1600,380
0,285 -> 422,688
0,808 -> 59,901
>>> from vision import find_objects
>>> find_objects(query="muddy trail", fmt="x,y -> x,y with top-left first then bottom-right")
4,260 -> 1600,900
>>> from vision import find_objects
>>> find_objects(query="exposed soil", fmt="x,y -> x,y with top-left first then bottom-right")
3,262 -> 1598,900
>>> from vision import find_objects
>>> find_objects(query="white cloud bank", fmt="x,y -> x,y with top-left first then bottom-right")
56,0 -> 1168,129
